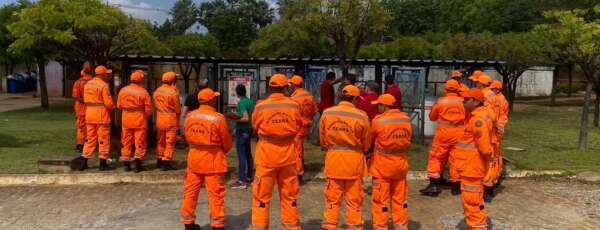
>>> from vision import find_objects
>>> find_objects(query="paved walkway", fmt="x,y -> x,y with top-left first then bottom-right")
0,93 -> 67,112
0,178 -> 598,230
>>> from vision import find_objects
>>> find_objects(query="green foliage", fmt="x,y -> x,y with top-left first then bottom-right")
199,0 -> 274,56
0,1 -> 32,66
249,18 -> 335,58
153,0 -> 199,39
165,34 -> 221,57
358,36 -> 438,59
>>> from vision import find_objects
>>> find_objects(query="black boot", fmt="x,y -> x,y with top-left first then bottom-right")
161,160 -> 177,171
451,181 -> 461,195
156,158 -> 163,169
419,178 -> 441,197
76,156 -> 88,171
484,186 -> 494,203
76,144 -> 84,153
212,227 -> 225,230
134,159 -> 146,173
184,223 -> 202,230
298,175 -> 305,186
123,161 -> 132,172
99,159 -> 112,171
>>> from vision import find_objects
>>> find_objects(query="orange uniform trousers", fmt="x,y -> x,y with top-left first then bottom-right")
426,124 -> 463,181
461,177 -> 488,230
252,164 -> 301,230
75,115 -> 87,145
322,178 -> 365,230
180,171 -> 226,228
371,178 -> 408,230
295,134 -> 306,176
157,128 -> 177,161
82,124 -> 110,159
120,128 -> 147,161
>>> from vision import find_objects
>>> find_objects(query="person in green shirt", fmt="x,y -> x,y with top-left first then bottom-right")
227,84 -> 254,189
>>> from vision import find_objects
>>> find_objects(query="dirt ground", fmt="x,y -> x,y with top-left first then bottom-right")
0,93 -> 66,112
0,178 -> 598,230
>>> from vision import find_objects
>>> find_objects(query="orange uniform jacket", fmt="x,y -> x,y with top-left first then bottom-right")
117,84 -> 152,128
252,93 -> 303,168
84,77 -> 114,124
430,93 -> 465,127
184,105 -> 233,173
370,109 -> 412,179
320,101 -> 372,179
153,85 -> 181,129
291,88 -> 317,136
494,92 -> 509,133
455,107 -> 494,179
72,73 -> 92,116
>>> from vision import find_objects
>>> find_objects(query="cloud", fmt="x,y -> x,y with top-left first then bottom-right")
106,0 -> 170,24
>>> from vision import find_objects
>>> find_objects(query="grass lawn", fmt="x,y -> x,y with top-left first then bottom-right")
1,98 -> 598,174
502,103 -> 600,172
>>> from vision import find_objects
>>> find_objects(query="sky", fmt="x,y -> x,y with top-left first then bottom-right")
0,0 -> 279,24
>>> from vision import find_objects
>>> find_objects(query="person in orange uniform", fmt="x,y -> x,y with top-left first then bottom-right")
251,74 -> 303,230
451,70 -> 470,93
320,85 -> 372,230
289,74 -> 317,184
153,72 -> 181,171
420,80 -> 466,196
370,94 -> 412,230
72,63 -> 93,152
455,88 -> 494,230
482,80 -> 509,202
180,88 -> 232,230
79,66 -> 114,171
117,70 -> 152,172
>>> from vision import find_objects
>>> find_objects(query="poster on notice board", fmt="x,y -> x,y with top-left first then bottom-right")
227,71 -> 253,107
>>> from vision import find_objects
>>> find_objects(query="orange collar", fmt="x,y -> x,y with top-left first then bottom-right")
199,105 -> 216,112
339,101 -> 356,108
269,93 -> 286,99
292,88 -> 305,96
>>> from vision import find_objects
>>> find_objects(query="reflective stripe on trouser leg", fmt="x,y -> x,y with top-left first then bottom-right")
344,178 -> 364,227
180,171 -> 204,224
205,174 -> 226,228
133,128 -> 147,160
82,124 -> 98,159
391,179 -> 408,228
97,125 -> 110,159
371,178 -> 390,229
277,165 -> 301,229
252,166 -> 275,229
426,144 -> 451,179
76,116 -> 87,145
323,179 -> 344,228
163,128 -> 177,160
120,128 -> 134,161
460,177 -> 487,230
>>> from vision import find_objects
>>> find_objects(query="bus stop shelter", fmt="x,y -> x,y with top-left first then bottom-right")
112,55 -> 505,144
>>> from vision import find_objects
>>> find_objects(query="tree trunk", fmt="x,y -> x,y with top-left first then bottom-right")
578,83 -> 593,150
594,91 -> 600,127
568,65 -> 573,97
550,67 -> 558,105
509,78 -> 518,112
37,59 -> 49,111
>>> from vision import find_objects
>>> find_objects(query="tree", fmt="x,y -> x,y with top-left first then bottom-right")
358,36 -> 437,59
0,1 -> 32,92
536,5 -> 600,149
153,0 -> 199,39
306,0 -> 391,77
249,17 -> 335,58
199,0 -> 274,56
165,34 -> 220,94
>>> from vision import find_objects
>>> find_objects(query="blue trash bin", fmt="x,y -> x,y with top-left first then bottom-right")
7,79 -> 18,93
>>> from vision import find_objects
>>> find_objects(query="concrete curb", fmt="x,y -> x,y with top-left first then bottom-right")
0,170 -> 567,186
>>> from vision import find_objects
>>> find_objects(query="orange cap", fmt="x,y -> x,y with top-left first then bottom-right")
459,84 -> 469,93
451,70 -> 462,79
162,71 -> 177,83
460,88 -> 485,103
269,73 -> 289,87
445,79 -> 461,91
289,75 -> 303,86
95,65 -> 112,75
81,63 -> 92,74
130,70 -> 145,83
197,88 -> 220,102
371,94 -> 396,106
469,70 -> 483,81
341,85 -> 361,97
478,74 -> 492,86
491,80 -> 503,89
